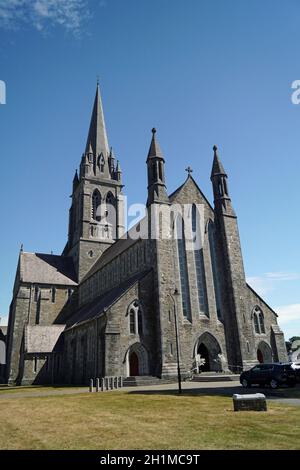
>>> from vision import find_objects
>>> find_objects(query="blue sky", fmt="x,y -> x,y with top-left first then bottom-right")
0,0 -> 299,339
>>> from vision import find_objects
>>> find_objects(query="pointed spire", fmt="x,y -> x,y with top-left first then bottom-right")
146,128 -> 169,206
109,146 -> 115,160
73,169 -> 79,189
116,160 -> 121,173
147,128 -> 164,160
88,142 -> 93,155
211,145 -> 226,178
85,82 -> 109,157
109,146 -> 115,168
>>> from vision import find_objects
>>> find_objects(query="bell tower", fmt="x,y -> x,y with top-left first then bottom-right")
63,83 -> 125,281
211,145 -> 255,369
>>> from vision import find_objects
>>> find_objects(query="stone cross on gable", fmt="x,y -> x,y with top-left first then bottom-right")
185,166 -> 193,176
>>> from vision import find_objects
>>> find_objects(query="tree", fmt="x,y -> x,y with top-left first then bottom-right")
289,336 -> 300,344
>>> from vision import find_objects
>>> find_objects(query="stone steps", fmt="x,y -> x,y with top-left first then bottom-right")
191,373 -> 240,382
123,373 -> 240,386
123,376 -> 177,387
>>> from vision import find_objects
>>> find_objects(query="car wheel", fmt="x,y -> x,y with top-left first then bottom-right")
242,378 -> 250,388
270,379 -> 278,389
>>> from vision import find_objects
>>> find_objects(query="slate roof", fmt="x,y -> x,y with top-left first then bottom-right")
24,325 -> 65,353
82,225 -> 143,282
246,283 -> 277,316
66,270 -> 151,329
20,252 -> 77,286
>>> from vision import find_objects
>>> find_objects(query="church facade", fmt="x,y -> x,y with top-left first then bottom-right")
5,85 -> 287,385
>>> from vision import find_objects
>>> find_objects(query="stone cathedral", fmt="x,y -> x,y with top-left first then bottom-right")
5,85 -> 287,385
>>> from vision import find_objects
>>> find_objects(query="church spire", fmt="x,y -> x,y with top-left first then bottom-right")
85,82 -> 109,157
211,145 -> 226,178
72,169 -> 79,192
211,145 -> 235,216
146,128 -> 169,206
147,127 -> 164,160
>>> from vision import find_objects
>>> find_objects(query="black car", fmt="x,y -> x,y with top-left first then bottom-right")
291,362 -> 300,382
240,363 -> 297,389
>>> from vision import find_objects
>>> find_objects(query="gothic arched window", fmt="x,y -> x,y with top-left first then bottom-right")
152,162 -> 157,180
259,312 -> 266,334
253,311 -> 260,333
105,191 -> 116,233
176,216 -> 191,321
92,190 -> 101,221
129,309 -> 135,334
218,181 -> 223,197
192,205 -> 208,316
128,300 -> 143,335
223,178 -> 228,196
158,162 -> 163,180
208,221 -> 222,320
253,306 -> 265,334
99,154 -> 105,172
106,191 -> 114,205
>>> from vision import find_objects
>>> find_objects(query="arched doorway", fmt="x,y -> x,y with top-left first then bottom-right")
197,343 -> 210,371
194,332 -> 224,372
129,352 -> 139,376
257,341 -> 273,363
125,343 -> 149,377
257,349 -> 263,363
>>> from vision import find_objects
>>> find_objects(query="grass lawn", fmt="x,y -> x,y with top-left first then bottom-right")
0,385 -> 85,394
0,390 -> 299,450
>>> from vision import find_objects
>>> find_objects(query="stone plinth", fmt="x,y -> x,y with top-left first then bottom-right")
233,393 -> 267,412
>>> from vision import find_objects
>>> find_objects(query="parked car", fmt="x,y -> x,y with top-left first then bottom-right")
290,362 -> 300,382
240,363 -> 297,389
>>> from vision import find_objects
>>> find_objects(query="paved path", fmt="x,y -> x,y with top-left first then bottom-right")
0,381 -> 240,399
0,381 -> 299,406
269,398 -> 300,407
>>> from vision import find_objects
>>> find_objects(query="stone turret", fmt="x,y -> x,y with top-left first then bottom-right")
146,128 -> 169,207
